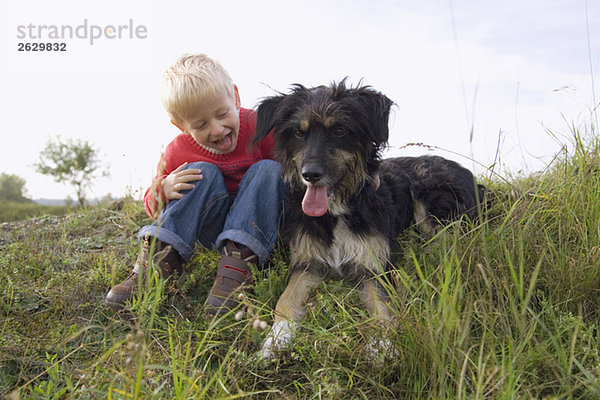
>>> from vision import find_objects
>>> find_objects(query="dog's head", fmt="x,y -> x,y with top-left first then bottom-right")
254,80 -> 393,217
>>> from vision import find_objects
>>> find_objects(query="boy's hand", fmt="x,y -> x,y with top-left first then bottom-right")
161,162 -> 203,200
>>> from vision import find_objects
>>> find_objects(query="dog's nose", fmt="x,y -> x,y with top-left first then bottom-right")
302,164 -> 324,183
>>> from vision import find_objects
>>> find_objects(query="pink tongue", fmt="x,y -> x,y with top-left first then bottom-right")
302,186 -> 329,217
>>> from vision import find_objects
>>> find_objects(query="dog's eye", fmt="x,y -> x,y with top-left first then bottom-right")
294,130 -> 305,139
333,128 -> 346,137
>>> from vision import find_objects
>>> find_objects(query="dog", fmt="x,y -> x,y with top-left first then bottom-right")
253,81 -> 484,359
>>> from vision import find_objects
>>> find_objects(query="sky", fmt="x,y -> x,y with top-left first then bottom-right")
1,0 -> 599,200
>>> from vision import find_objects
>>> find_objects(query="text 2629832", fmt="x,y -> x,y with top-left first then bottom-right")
17,43 -> 67,51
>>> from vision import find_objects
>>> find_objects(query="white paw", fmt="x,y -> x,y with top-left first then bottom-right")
364,337 -> 399,364
258,320 -> 295,360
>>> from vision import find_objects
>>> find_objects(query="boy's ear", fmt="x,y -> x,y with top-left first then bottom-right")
233,84 -> 241,110
171,120 -> 185,132
253,95 -> 284,144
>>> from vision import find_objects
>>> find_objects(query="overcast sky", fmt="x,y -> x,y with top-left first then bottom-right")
1,0 -> 599,200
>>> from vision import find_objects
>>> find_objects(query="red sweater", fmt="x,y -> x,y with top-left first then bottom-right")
143,107 -> 275,218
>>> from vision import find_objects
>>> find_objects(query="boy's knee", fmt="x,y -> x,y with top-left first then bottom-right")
184,162 -> 226,190
186,162 -> 222,177
185,161 -> 215,171
249,159 -> 281,177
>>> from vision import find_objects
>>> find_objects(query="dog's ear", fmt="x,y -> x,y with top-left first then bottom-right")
254,95 -> 285,144
357,89 -> 394,146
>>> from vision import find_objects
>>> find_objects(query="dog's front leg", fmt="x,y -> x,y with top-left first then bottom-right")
359,277 -> 393,320
259,267 -> 321,359
359,278 -> 398,360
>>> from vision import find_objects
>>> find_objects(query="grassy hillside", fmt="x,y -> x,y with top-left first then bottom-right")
0,201 -> 73,223
1,133 -> 599,399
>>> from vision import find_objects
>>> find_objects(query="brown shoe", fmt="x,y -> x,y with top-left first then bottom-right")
105,235 -> 183,310
204,241 -> 257,316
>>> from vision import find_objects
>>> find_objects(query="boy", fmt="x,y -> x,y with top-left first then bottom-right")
105,54 -> 285,315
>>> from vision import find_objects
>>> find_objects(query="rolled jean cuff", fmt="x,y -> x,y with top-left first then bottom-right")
216,229 -> 271,265
137,225 -> 195,262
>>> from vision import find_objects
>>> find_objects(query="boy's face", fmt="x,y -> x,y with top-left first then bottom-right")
176,86 -> 241,154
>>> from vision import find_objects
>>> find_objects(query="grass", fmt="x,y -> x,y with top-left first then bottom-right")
1,129 -> 600,399
0,201 -> 73,223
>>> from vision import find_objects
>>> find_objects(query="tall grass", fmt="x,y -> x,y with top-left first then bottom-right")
1,128 -> 600,399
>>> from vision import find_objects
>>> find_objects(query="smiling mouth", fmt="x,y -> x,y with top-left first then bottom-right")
214,132 -> 229,143
212,132 -> 233,149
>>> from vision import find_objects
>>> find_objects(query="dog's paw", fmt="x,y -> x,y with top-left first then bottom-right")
364,337 -> 399,365
256,337 -> 278,360
257,320 -> 295,360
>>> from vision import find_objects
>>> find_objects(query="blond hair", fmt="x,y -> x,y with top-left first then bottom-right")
161,54 -> 235,123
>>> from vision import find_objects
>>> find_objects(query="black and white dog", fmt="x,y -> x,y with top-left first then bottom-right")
254,81 -> 484,359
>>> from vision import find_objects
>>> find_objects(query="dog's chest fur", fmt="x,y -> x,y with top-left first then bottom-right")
288,212 -> 390,281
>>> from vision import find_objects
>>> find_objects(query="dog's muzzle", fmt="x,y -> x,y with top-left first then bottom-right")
300,162 -> 329,217
301,162 -> 324,183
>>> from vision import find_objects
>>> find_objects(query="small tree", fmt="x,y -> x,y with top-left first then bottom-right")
0,173 -> 31,203
34,136 -> 108,207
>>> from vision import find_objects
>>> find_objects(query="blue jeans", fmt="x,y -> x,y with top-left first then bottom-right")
138,160 -> 285,264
